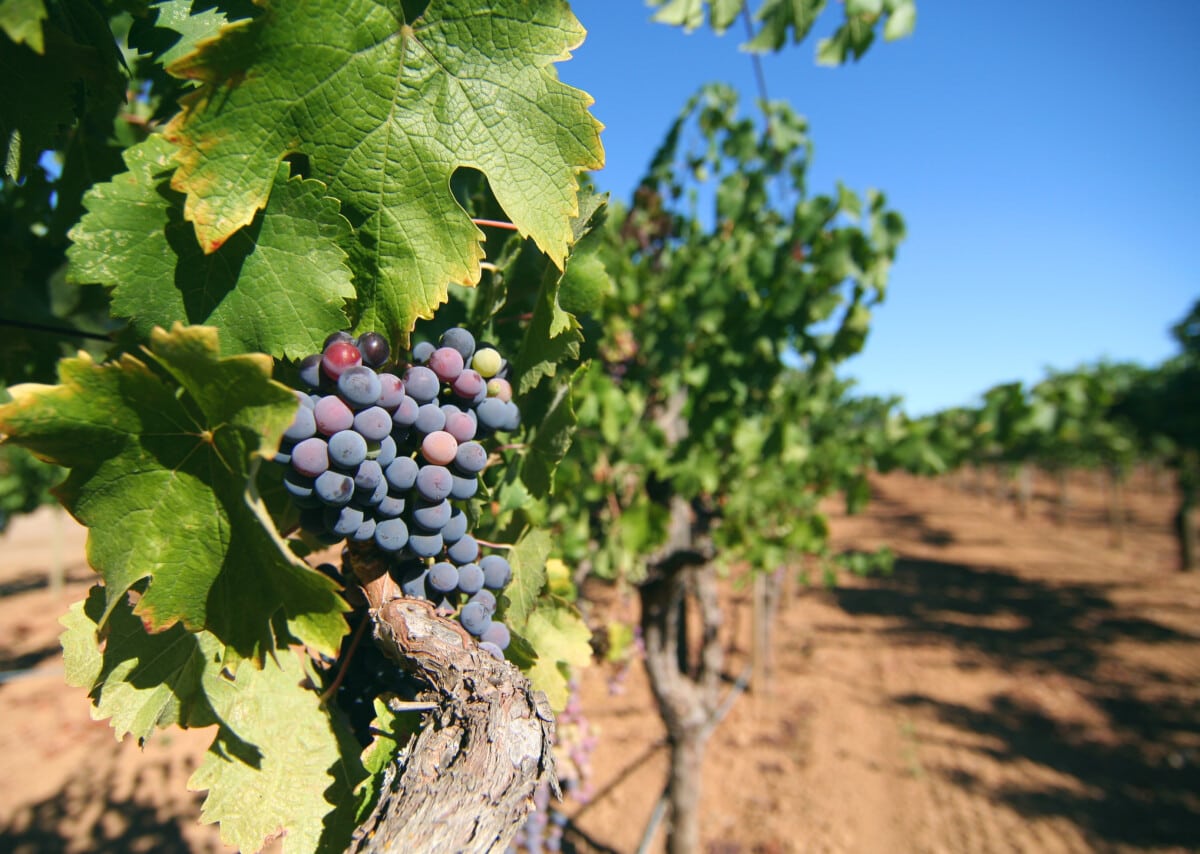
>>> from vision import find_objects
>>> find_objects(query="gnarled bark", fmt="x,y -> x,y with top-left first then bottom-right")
638,496 -> 723,854
343,542 -> 556,853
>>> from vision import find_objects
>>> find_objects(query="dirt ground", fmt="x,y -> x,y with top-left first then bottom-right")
0,467 -> 1197,853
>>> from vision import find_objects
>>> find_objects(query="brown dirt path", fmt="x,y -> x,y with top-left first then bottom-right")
567,470 -> 1200,853
0,468 -> 1197,853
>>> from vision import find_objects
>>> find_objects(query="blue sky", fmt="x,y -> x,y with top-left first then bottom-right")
559,1 -> 1200,415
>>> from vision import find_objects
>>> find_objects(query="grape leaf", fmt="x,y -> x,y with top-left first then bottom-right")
164,0 -> 604,339
68,135 -> 356,359
0,0 -> 47,52
518,600 -> 591,712
189,650 -> 366,854
0,324 -> 348,659
0,0 -> 125,178
61,584 -> 221,741
146,0 -> 228,66
501,529 -> 550,630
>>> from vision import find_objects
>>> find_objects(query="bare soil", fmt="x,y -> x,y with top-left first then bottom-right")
1,468 -> 1197,854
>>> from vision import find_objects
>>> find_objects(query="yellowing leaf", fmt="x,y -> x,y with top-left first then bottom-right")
165,0 -> 604,338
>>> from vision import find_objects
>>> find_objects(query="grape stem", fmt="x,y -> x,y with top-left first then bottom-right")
471,218 -> 518,231
319,612 -> 369,704
473,538 -> 514,550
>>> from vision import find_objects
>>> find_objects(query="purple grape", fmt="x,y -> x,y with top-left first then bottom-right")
392,395 -> 420,431
502,400 -> 521,432
449,474 -> 478,500
479,641 -> 505,660
328,430 -> 368,468
407,530 -> 443,558
354,459 -> 383,491
351,477 -> 387,508
291,437 -> 330,478
456,562 -> 484,595
415,465 -> 453,502
323,330 -> 354,350
447,535 -> 479,565
428,561 -> 458,594
356,331 -> 390,367
376,373 -> 404,410
351,517 -> 376,542
283,404 -> 316,442
283,469 -> 315,499
375,435 -> 397,468
337,365 -> 382,408
427,346 -> 464,382
399,567 -> 429,598
325,505 -> 364,537
480,554 -> 511,589
469,589 -> 496,614
454,441 -> 487,474
442,407 -> 477,443
385,457 -> 419,492
460,600 -> 490,635
353,406 -> 392,441
475,397 -> 508,432
314,470 -> 354,506
442,509 -> 468,544
297,353 -> 323,389
412,340 -> 435,364
376,494 -> 406,518
451,369 -> 486,403
481,621 -> 511,650
374,517 -> 409,552
414,403 -> 446,435
314,395 -> 354,435
412,498 -> 452,532
403,366 -> 440,403
439,327 -> 475,360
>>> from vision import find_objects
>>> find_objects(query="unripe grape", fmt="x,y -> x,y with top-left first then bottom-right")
472,347 -> 502,378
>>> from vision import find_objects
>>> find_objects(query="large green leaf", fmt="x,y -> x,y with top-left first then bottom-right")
68,135 -> 356,359
0,324 -> 348,659
189,650 -> 366,854
0,0 -> 47,52
0,0 -> 124,178
61,584 -> 221,741
165,0 -> 604,338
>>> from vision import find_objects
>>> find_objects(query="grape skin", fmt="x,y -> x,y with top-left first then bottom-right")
328,430 -> 368,468
480,622 -> 511,650
428,562 -> 459,594
338,366 -> 382,408
421,431 -> 458,466
439,327 -> 475,360
291,437 -> 330,478
314,396 -> 354,435
478,641 -> 505,661
459,601 -> 490,635
315,471 -> 354,505
447,535 -> 479,565
456,562 -> 485,595
428,346 -> 465,382
480,554 -> 512,589
322,340 -> 361,379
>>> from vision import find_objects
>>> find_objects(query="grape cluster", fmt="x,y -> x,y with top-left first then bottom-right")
276,327 -> 519,656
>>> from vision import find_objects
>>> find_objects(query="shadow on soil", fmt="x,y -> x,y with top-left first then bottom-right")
0,757 -> 201,854
833,556 -> 1200,849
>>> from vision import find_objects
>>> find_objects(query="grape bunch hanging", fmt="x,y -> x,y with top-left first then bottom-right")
276,327 -> 519,659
